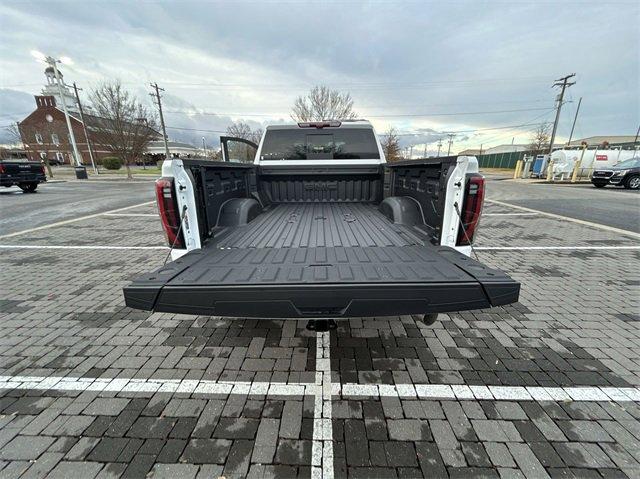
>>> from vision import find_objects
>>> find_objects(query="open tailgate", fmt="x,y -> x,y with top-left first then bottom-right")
124,245 -> 519,318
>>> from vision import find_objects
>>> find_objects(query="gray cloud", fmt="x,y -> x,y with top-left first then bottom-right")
1,1 -> 638,151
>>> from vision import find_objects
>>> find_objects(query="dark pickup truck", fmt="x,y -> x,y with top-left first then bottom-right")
0,160 -> 46,192
124,121 -> 520,322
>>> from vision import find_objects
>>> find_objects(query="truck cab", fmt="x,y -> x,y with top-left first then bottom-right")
124,120 -> 519,320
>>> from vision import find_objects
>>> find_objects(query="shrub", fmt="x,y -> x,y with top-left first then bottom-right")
102,157 -> 123,170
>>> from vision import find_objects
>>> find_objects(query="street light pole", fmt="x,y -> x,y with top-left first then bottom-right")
202,137 -> 207,158
72,82 -> 98,174
46,56 -> 82,167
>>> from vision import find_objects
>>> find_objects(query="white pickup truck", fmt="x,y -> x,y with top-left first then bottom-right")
124,120 -> 519,323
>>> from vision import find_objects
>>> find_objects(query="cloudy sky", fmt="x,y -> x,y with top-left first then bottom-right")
1,0 -> 638,154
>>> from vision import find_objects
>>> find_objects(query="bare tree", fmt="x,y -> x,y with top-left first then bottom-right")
90,81 -> 158,178
381,127 -> 402,162
15,121 -> 70,178
226,121 -> 263,144
5,122 -> 23,147
291,85 -> 358,122
527,123 -> 551,155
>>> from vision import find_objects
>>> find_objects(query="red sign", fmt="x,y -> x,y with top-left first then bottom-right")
596,154 -> 608,161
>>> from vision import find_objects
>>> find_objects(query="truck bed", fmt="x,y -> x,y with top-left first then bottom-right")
124,202 -> 520,318
215,203 -> 430,248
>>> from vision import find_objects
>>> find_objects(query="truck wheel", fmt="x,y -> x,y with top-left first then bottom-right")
412,313 -> 439,325
624,175 -> 640,190
18,182 -> 38,193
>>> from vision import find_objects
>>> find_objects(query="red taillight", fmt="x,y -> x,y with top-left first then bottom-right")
456,175 -> 485,246
0,164 -> 5,174
40,165 -> 46,175
155,177 -> 184,248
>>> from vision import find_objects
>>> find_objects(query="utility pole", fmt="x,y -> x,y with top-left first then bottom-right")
202,137 -> 207,158
46,56 -> 81,166
72,82 -> 98,174
150,83 -> 171,160
436,139 -> 443,157
479,143 -> 483,156
409,145 -> 413,159
423,143 -> 427,158
567,97 -> 582,146
446,133 -> 455,156
548,73 -> 576,154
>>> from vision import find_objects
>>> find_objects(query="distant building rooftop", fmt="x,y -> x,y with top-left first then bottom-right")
567,135 -> 638,147
484,144 -> 528,154
146,140 -> 200,157
458,148 -> 483,156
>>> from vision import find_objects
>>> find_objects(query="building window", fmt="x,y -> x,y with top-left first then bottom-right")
39,152 -> 46,160
35,132 -> 43,144
52,133 -> 60,145
56,152 -> 64,162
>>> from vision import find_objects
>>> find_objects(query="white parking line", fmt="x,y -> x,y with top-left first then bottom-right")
0,201 -> 155,239
338,383 -> 640,402
103,213 -> 158,217
0,375 -> 313,397
312,331 -> 334,479
476,245 -> 640,251
0,245 -> 167,250
486,199 -> 640,239
483,212 -> 539,216
1,375 -> 638,402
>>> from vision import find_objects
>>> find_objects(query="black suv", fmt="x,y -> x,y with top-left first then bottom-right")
592,157 -> 640,190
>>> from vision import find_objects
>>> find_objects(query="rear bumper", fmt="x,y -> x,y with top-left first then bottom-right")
124,280 -> 520,318
0,174 -> 46,187
123,244 -> 520,319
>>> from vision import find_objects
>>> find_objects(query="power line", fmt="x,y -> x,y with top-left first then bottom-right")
147,76 -> 551,89
165,126 -> 227,133
164,106 -> 553,119
472,110 -> 556,147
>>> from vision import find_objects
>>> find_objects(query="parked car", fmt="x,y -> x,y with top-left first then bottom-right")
0,159 -> 46,192
592,157 -> 640,189
124,120 -> 520,324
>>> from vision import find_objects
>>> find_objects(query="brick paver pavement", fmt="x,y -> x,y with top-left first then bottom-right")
0,186 -> 638,478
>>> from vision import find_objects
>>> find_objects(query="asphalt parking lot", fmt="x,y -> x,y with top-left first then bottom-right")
0,178 -> 639,479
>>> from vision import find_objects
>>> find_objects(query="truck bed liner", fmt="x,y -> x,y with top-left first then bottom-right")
215,203 -> 430,248
124,203 -> 519,318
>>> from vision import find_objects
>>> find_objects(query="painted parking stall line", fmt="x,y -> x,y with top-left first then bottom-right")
486,198 -> 640,239
0,200 -> 155,239
312,331 -> 334,479
0,245 -> 168,251
1,375 -> 638,403
483,212 -> 540,216
475,245 -> 640,251
337,383 -> 640,402
0,375 -> 313,397
103,213 -> 158,217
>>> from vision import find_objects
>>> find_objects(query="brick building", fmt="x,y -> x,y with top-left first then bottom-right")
18,67 -> 159,165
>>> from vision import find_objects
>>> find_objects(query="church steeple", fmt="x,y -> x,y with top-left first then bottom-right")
41,65 -> 78,113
